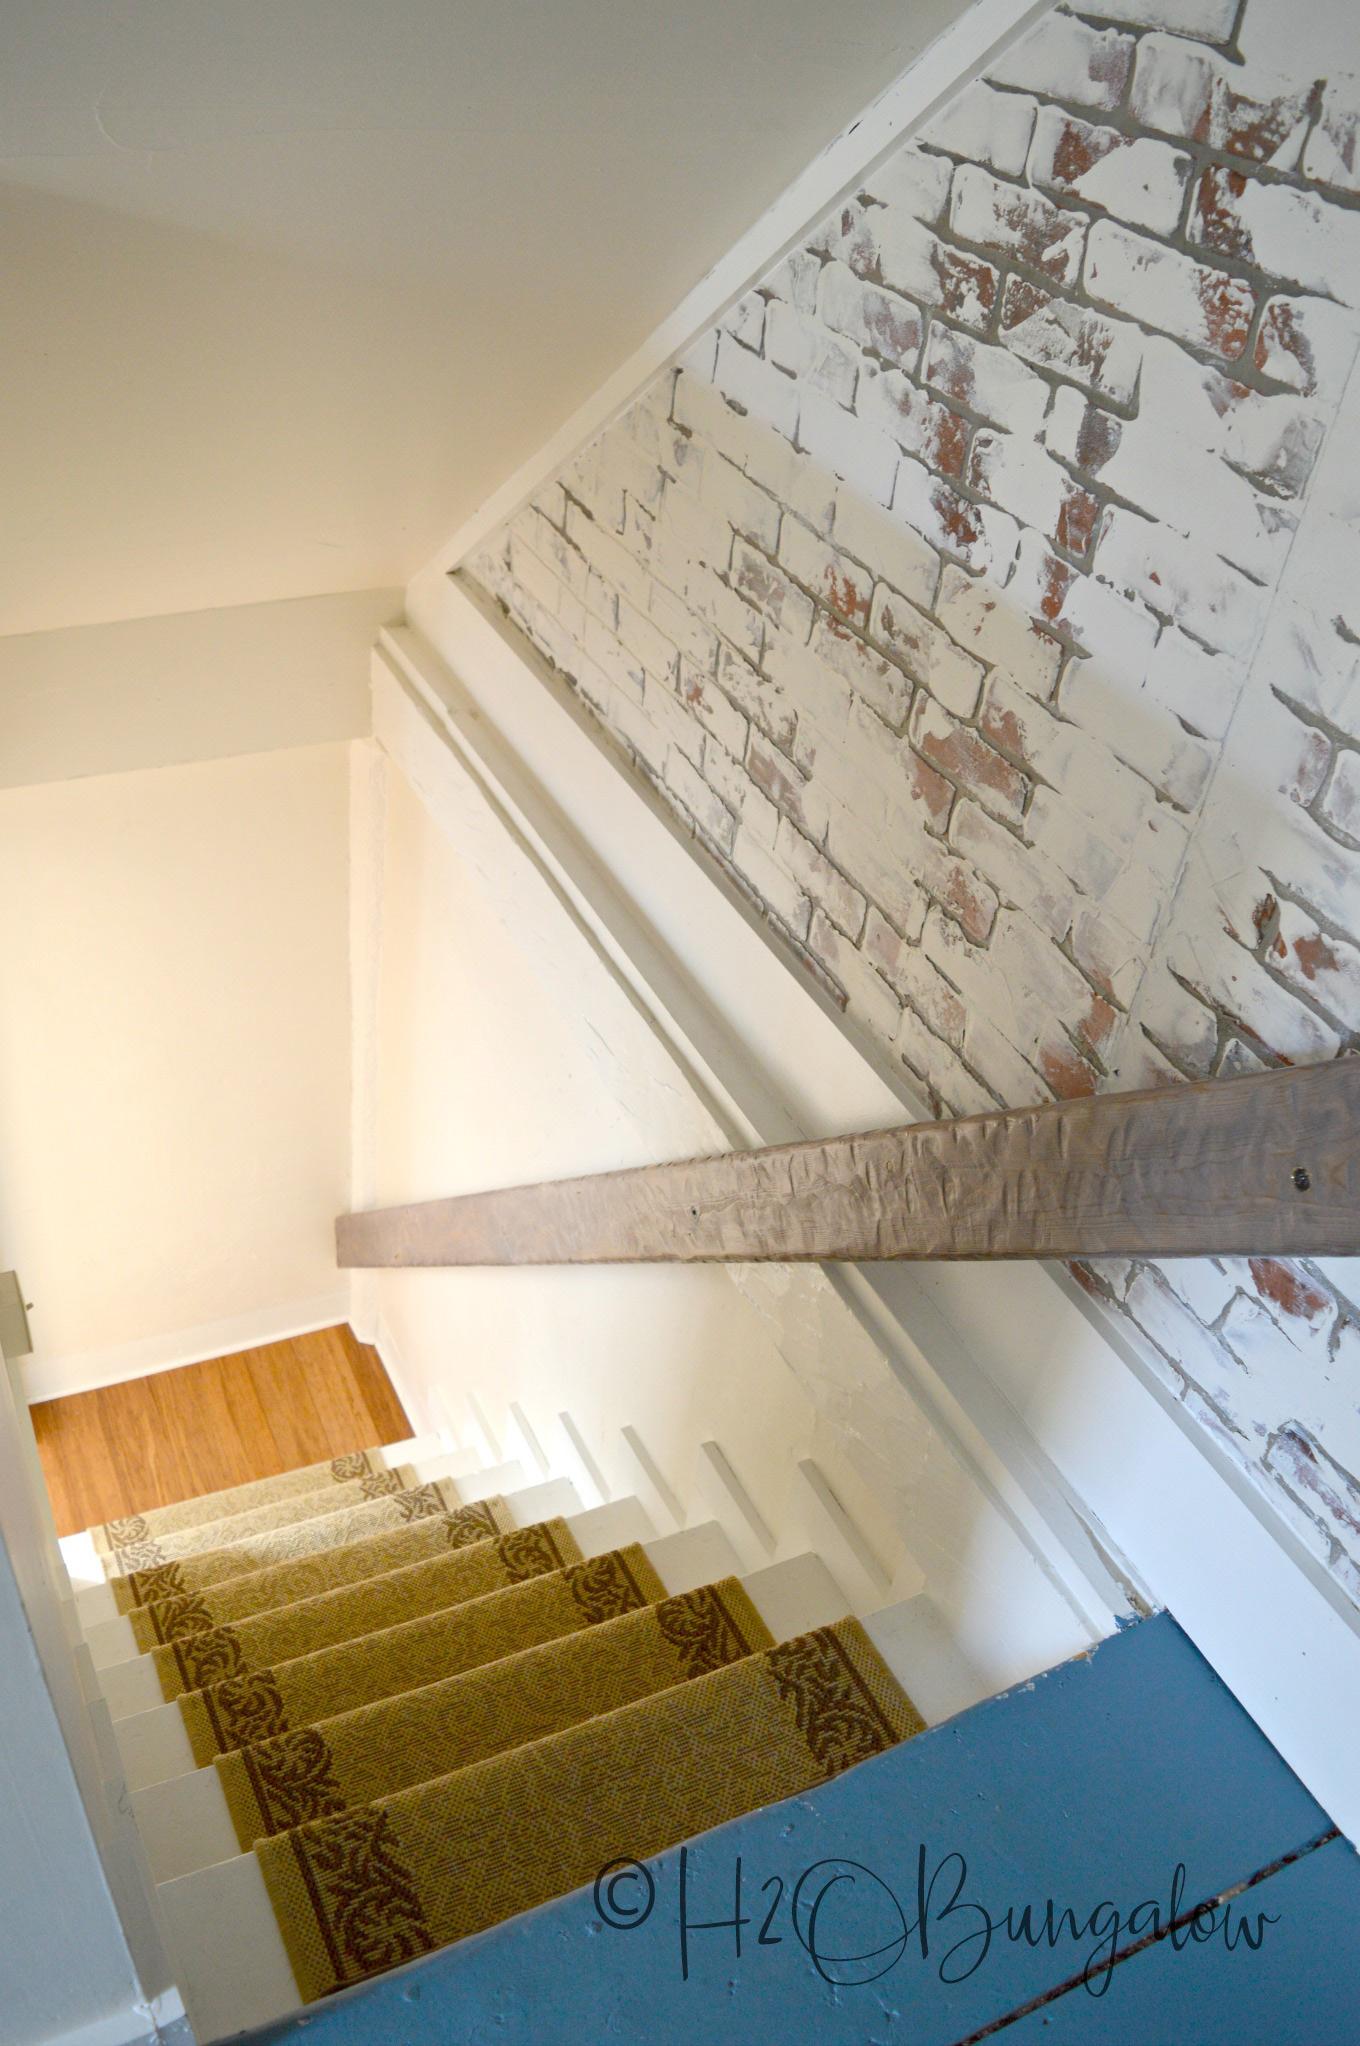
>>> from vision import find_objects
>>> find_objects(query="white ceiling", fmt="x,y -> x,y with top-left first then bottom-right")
0,0 -> 967,638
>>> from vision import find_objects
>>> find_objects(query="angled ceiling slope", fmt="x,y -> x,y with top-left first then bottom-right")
1,0 -> 974,640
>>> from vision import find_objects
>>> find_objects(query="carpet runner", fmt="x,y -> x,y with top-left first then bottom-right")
177,1543 -> 665,1765
109,1479 -> 470,1609
215,1576 -> 772,1848
101,1439 -> 928,2023
88,1446 -> 397,1554
255,1618 -> 924,2002
149,1518 -> 583,1701
103,1466 -> 420,1574
127,1498 -> 511,1649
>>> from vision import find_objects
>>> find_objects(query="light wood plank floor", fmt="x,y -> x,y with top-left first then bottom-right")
31,1326 -> 411,1536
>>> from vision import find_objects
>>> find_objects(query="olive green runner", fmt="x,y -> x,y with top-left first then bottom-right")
151,1518 -> 582,1702
257,1617 -> 925,2002
109,1481 -> 469,1612
179,1544 -> 665,1766
128,1498 -> 512,1650
104,1467 -> 421,1576
217,1577 -> 771,1849
89,1449 -> 391,1555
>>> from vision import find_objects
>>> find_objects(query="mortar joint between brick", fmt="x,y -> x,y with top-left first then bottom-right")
1062,5 -> 1238,62
1055,923 -> 1133,1016
1256,863 -> 1360,963
1140,1015 -> 1214,1084
903,993 -> 1009,1108
1252,906 -> 1360,1042
1270,685 -> 1360,765
1188,958 -> 1303,1072
1183,135 -> 1360,218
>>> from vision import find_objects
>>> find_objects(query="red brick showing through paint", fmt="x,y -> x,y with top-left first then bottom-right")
466,0 -> 1360,1615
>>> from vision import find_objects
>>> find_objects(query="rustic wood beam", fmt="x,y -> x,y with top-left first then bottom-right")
337,1060 -> 1360,1268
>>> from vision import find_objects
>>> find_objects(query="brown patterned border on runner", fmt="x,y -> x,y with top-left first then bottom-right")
655,1583 -> 757,1676
328,1453 -> 374,1482
148,1588 -> 221,1646
358,1470 -> 407,1502
497,1523 -> 569,1580
241,1727 -> 349,1839
171,1624 -> 250,1694
442,1501 -> 500,1547
106,1518 -> 168,1572
765,1624 -> 900,1777
125,1561 -> 188,1610
201,1668 -> 291,1755
286,1808 -> 435,1993
388,1482 -> 447,1521
564,1550 -> 650,1625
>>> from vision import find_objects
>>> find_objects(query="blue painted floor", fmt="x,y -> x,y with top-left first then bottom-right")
244,1613 -> 1360,2045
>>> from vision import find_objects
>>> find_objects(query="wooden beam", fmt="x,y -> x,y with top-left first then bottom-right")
337,1061 -> 1360,1268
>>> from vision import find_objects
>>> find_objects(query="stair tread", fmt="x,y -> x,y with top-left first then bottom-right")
131,1549 -> 848,1882
81,1434 -> 454,1555
97,1495 -> 662,1700
159,1612 -> 924,2031
77,1405 -> 971,2046
100,1509 -> 591,1721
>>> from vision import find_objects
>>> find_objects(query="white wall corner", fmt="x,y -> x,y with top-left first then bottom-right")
371,1310 -> 437,1442
41,1993 -> 192,2046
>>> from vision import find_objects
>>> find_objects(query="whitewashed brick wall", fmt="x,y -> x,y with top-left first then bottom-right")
465,0 -> 1360,1606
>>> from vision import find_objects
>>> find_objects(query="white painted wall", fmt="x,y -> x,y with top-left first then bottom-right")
0,589 -> 400,791
2,0 -> 978,642
370,755 -> 915,1585
393,593 -> 1360,1843
0,1537 -> 146,2046
361,661 -> 1106,1700
0,744 -> 353,1401
458,0 -> 1360,1621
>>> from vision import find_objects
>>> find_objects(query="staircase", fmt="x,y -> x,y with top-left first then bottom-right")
60,1403 -> 987,2041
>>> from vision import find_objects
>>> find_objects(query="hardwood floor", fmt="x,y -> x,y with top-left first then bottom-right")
31,1326 -> 411,1536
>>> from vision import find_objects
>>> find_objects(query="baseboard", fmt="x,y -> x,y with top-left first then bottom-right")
18,1293 -> 353,1404
371,1311 -> 434,1442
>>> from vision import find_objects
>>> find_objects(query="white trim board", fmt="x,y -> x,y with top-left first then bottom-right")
0,1355 -> 184,2044
348,736 -> 388,1355
409,0 -> 1053,589
19,1291 -> 353,1404
371,1310 -> 447,1447
389,582 -> 1360,1845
